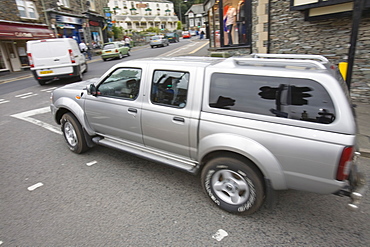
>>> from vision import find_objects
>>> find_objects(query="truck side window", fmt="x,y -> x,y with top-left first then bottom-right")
209,73 -> 336,124
98,68 -> 141,99
151,70 -> 189,108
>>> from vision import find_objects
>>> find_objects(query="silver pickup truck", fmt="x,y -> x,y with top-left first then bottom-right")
51,54 -> 366,215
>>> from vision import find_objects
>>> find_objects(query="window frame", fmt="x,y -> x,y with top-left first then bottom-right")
17,0 -> 38,19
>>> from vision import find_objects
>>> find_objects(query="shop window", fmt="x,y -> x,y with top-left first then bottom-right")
208,0 -> 251,48
16,0 -> 38,19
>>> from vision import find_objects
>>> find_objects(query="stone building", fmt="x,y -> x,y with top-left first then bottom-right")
0,0 -> 108,74
204,0 -> 370,102
109,0 -> 179,32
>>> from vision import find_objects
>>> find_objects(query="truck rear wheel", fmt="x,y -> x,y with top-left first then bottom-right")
61,113 -> 89,154
201,155 -> 265,215
37,79 -> 47,85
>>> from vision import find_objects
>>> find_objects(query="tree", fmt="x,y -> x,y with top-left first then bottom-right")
112,26 -> 124,40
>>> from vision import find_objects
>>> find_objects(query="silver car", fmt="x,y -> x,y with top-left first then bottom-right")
150,35 -> 169,48
50,55 -> 366,215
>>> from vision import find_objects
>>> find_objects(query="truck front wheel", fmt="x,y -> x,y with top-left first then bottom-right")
61,113 -> 89,154
201,155 -> 265,215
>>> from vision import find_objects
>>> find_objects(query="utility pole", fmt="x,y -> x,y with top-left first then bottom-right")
346,0 -> 365,90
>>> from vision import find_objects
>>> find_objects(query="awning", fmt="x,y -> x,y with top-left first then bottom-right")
0,23 -> 55,40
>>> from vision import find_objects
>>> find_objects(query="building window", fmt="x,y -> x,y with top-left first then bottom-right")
207,0 -> 252,48
58,0 -> 70,8
89,0 -> 96,11
16,0 -> 38,19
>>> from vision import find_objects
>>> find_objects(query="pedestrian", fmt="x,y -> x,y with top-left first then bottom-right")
125,36 -> 131,48
79,41 -> 91,60
200,30 -> 205,39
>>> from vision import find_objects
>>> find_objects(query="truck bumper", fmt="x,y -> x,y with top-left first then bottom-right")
335,152 -> 367,211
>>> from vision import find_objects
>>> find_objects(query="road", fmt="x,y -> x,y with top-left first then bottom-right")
0,39 -> 369,246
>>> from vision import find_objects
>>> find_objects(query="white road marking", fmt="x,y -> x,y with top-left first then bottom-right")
212,229 -> 228,241
41,87 -> 57,93
27,182 -> 44,191
0,99 -> 10,104
15,92 -> 38,99
86,161 -> 97,166
10,107 -> 62,135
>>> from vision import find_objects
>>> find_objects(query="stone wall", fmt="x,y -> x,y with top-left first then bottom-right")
269,0 -> 370,103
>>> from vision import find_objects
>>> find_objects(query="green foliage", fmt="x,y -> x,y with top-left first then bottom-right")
112,26 -> 124,40
145,27 -> 161,34
176,21 -> 182,30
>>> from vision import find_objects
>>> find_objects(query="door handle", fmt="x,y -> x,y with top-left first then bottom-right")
173,117 -> 185,122
128,108 -> 137,113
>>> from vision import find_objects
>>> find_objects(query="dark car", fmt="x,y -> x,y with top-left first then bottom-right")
165,32 -> 180,43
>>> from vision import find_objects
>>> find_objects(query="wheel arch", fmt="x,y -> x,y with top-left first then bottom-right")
199,134 -> 287,190
54,97 -> 94,135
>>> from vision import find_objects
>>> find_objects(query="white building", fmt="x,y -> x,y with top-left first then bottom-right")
108,0 -> 179,32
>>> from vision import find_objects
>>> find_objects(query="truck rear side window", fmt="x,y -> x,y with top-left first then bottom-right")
151,70 -> 189,108
209,73 -> 336,124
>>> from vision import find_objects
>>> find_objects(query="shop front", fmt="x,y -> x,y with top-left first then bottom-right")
50,11 -> 85,43
0,20 -> 55,73
205,0 -> 252,51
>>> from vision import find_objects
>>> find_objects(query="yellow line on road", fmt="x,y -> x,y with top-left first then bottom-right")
189,41 -> 209,54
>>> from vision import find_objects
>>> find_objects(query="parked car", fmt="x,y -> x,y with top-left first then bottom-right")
50,54 -> 366,215
165,32 -> 180,43
182,31 -> 191,39
101,42 -> 130,61
150,36 -> 169,48
27,38 -> 88,85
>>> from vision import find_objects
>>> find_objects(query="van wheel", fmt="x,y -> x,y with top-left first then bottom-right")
76,67 -> 83,81
37,79 -> 47,85
201,155 -> 265,215
61,113 -> 89,154
83,63 -> 88,73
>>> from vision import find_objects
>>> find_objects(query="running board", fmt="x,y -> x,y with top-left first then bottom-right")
93,137 -> 199,174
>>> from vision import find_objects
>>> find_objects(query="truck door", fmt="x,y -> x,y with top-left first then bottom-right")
141,68 -> 195,158
84,67 -> 143,144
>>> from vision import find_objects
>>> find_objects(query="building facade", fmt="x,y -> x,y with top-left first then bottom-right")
109,0 -> 179,32
184,3 -> 206,32
0,0 -> 108,74
204,0 -> 370,102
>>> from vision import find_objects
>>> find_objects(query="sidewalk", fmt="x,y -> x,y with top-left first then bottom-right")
1,43 -> 369,158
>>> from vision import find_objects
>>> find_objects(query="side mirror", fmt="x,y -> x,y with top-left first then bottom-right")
87,84 -> 98,96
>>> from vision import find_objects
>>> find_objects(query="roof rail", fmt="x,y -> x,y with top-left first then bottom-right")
232,57 -> 327,70
251,53 -> 329,63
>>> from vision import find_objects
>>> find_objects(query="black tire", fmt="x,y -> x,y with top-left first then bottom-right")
102,58 -> 107,61
201,155 -> 265,215
37,79 -> 47,85
126,51 -> 130,56
75,66 -> 83,82
83,62 -> 88,73
151,46 -> 154,48
118,53 -> 123,59
61,113 -> 89,154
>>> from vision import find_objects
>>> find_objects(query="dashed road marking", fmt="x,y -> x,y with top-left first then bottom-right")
27,182 -> 44,191
0,99 -> 10,104
15,92 -> 38,99
86,161 -> 97,166
41,87 -> 58,93
11,107 -> 61,135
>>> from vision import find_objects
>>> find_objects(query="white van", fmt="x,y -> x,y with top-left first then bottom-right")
27,38 -> 88,85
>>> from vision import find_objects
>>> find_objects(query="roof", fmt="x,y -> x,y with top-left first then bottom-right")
185,4 -> 205,15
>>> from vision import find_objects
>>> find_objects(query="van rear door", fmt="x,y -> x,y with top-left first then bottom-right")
29,39 -> 74,75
